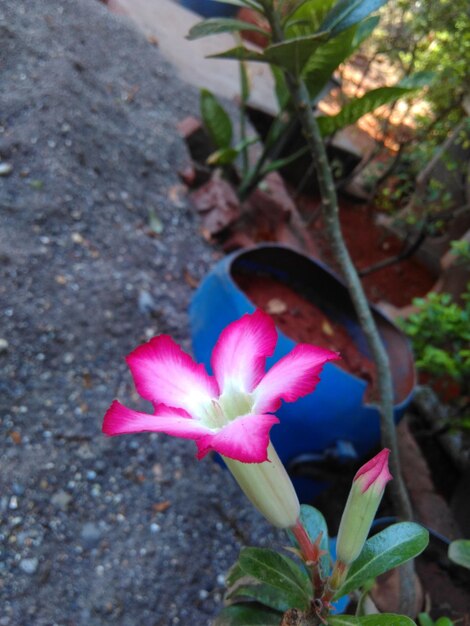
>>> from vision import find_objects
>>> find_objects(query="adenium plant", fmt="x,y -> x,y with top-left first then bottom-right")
103,311 -> 429,625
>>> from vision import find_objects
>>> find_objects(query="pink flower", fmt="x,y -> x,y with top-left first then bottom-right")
103,310 -> 338,464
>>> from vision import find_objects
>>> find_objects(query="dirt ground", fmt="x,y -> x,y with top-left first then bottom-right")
0,2 -> 283,624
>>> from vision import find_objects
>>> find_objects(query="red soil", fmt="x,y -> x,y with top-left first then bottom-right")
234,271 -> 378,399
300,196 -> 437,307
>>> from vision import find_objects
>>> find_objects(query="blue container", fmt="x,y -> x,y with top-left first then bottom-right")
190,245 -> 415,499
180,0 -> 238,17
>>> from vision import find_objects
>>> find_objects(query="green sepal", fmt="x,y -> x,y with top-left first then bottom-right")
287,504 -> 330,578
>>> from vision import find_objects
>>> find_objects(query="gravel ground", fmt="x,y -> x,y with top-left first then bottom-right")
0,1 -> 281,624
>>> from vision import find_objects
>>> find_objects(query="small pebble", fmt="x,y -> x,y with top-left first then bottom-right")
19,558 -> 38,575
80,522 -> 102,549
0,162 -> 13,176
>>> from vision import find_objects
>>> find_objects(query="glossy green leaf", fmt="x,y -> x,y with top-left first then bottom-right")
264,32 -> 329,75
200,88 -> 233,149
208,46 -> 267,63
317,85 -> 420,136
287,504 -> 330,578
328,615 -> 417,626
335,522 -> 429,598
213,603 -> 282,626
238,547 -> 312,611
226,580 -> 293,612
187,18 -> 268,41
448,539 -> 470,570
319,0 -> 387,36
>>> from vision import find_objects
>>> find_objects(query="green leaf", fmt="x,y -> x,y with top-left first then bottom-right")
200,88 -> 233,149
303,25 -> 357,98
418,613 -> 435,626
207,146 -> 239,165
207,136 -> 258,165
187,18 -> 268,41
284,0 -> 336,38
448,539 -> 470,570
209,0 -> 263,9
226,581 -> 293,612
264,32 -> 329,75
336,522 -> 429,598
226,562 -> 245,588
213,603 -> 282,626
434,618 -> 455,626
399,70 -> 435,89
303,17 -> 379,99
238,547 -> 312,611
287,504 -> 330,578
208,46 -> 268,63
352,15 -> 380,46
317,85 -> 420,136
320,0 -> 387,36
328,615 -> 417,626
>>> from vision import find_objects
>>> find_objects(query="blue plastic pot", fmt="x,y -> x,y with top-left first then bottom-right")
180,0 -> 238,17
190,245 -> 415,500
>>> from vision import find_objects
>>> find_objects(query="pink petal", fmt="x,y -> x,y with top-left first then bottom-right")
211,310 -> 277,395
253,344 -> 339,413
102,400 -> 212,439
126,335 -> 219,415
195,413 -> 279,463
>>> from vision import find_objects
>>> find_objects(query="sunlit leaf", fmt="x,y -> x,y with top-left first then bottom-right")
317,85 -> 421,136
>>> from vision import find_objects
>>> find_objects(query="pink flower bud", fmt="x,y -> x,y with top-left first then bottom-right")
354,448 -> 393,494
336,449 -> 392,565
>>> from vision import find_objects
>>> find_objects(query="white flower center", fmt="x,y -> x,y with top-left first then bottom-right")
201,386 -> 254,430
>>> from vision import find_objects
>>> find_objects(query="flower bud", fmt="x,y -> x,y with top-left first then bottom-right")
223,442 -> 300,529
336,449 -> 392,565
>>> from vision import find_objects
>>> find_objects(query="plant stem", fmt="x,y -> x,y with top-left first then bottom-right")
265,5 -> 416,613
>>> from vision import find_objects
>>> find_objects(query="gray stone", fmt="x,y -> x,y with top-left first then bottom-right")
80,522 -> 102,549
19,558 -> 39,575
